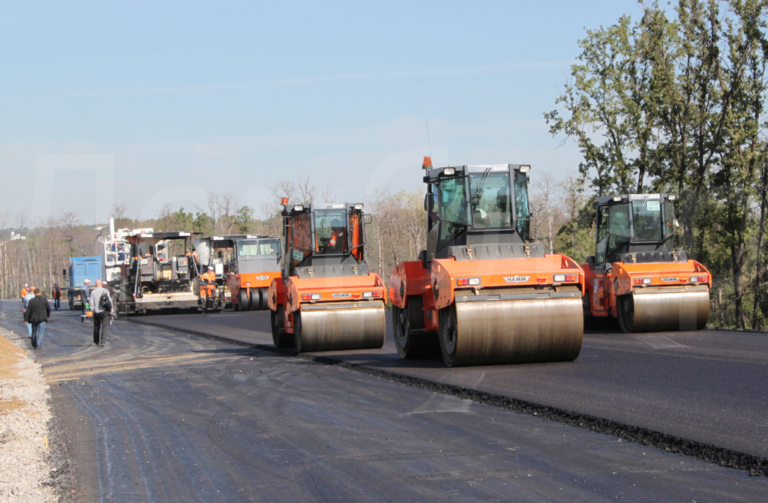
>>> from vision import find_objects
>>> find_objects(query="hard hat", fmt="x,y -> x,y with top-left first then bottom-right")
24,283 -> 28,287
84,279 -> 91,284
208,266 -> 214,270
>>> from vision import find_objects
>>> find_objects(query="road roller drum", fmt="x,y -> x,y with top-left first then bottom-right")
294,302 -> 385,352
617,286 -> 710,333
437,297 -> 584,367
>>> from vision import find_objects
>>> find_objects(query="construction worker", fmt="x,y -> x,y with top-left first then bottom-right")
23,286 -> 36,338
200,265 -> 216,284
185,249 -> 200,274
80,279 -> 91,316
52,284 -> 61,310
327,218 -> 346,253
21,284 -> 29,298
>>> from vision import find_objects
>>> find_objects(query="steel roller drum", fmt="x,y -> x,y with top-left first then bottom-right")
439,297 -> 584,367
624,286 -> 710,332
295,301 -> 386,352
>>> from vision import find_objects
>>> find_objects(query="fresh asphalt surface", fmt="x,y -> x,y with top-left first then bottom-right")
136,307 -> 768,460
1,301 -> 767,502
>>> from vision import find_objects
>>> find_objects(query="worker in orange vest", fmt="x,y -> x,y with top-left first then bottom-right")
327,218 -> 346,252
185,249 -> 200,274
21,284 -> 28,298
200,266 -> 216,284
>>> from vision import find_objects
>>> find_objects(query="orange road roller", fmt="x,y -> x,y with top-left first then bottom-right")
389,157 -> 585,367
582,194 -> 711,332
218,235 -> 282,311
268,200 -> 386,352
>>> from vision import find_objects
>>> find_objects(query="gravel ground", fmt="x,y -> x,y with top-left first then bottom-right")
0,327 -> 71,502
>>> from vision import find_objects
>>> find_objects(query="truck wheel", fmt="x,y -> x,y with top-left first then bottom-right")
239,289 -> 250,311
393,297 -> 434,359
250,289 -> 262,311
617,294 -> 635,333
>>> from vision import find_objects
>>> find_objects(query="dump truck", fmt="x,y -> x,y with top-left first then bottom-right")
581,194 -> 711,332
114,231 -> 202,314
388,157 -> 584,367
66,256 -> 103,310
268,201 -> 386,352
221,235 -> 282,311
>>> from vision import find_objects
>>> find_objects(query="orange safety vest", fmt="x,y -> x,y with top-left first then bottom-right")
329,229 -> 344,248
21,288 -> 28,298
201,271 -> 216,283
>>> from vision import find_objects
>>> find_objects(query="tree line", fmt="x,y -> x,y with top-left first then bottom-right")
545,0 -> 768,329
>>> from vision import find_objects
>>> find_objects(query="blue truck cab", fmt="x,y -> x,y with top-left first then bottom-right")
67,256 -> 104,310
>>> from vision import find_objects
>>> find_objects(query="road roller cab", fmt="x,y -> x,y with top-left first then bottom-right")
388,157 -> 585,367
268,201 -> 386,353
581,194 -> 712,332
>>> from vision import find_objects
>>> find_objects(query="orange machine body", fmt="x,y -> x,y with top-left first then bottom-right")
269,272 -> 385,335
228,271 -> 282,305
390,254 -> 584,331
583,259 -> 712,318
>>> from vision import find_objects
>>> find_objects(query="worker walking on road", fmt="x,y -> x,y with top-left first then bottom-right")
22,286 -> 36,338
90,279 -> 114,347
20,284 -> 28,299
80,279 -> 91,316
24,288 -> 50,349
52,284 -> 61,310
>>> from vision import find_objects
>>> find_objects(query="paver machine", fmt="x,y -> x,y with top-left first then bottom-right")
224,235 -> 282,311
388,157 -> 585,367
115,231 -> 202,314
581,194 -> 711,332
268,201 -> 386,352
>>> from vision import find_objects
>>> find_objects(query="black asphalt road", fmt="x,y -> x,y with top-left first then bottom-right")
2,301 -> 767,502
131,309 -> 768,461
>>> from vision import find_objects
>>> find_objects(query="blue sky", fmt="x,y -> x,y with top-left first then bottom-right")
0,0 -> 641,224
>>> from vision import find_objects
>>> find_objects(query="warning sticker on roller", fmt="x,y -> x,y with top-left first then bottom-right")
503,275 -> 530,284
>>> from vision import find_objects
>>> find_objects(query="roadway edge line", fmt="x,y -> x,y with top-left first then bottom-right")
127,317 -> 768,478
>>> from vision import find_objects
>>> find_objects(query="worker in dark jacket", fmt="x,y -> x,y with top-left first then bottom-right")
24,288 -> 50,349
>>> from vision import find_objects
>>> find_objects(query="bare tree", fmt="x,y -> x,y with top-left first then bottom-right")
297,176 -> 317,205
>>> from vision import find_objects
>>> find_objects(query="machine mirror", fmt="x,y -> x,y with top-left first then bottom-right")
363,214 -> 373,225
424,193 -> 429,211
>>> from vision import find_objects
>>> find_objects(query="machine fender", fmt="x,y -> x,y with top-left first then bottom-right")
388,263 -> 408,309
612,265 -> 634,296
431,259 -> 455,310
267,277 -> 286,311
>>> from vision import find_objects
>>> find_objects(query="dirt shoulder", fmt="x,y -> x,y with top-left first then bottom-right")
0,329 -> 71,502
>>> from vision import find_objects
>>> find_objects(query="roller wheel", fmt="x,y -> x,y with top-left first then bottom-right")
239,289 -> 250,311
271,306 -> 292,348
250,289 -> 262,311
437,304 -> 459,367
617,294 -> 634,333
293,311 -> 304,353
393,297 -> 435,359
